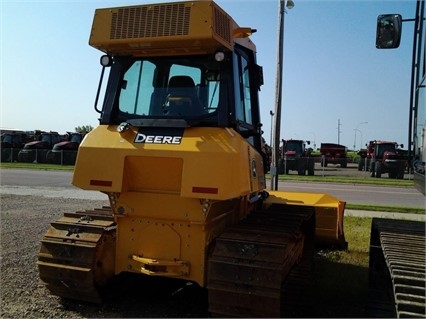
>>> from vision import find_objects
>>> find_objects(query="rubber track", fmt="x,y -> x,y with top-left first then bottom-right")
368,218 -> 426,318
37,207 -> 116,303
207,204 -> 315,317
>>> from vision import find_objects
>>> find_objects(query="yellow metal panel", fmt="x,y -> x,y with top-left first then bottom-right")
179,127 -> 254,199
73,126 -> 262,200
72,124 -> 265,285
114,192 -> 203,220
89,0 -> 256,56
112,191 -> 242,286
72,126 -> 132,192
125,156 -> 183,193
90,1 -> 229,56
266,190 -> 344,208
116,196 -> 208,285
265,190 -> 346,247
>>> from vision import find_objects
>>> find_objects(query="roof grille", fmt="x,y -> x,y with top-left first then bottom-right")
110,3 -> 191,39
213,6 -> 231,44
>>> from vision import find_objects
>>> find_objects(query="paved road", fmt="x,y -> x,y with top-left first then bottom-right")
276,180 -> 424,208
1,167 -> 424,210
0,168 -> 107,200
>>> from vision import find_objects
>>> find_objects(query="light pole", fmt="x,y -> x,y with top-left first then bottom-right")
270,0 -> 294,191
353,122 -> 368,150
269,110 -> 274,148
337,119 -> 342,144
354,129 -> 363,150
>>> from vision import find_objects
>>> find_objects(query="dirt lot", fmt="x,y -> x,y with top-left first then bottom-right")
1,193 -> 374,318
1,195 -> 210,318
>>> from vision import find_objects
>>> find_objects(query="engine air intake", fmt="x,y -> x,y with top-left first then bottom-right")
110,4 -> 191,39
89,1 -> 239,56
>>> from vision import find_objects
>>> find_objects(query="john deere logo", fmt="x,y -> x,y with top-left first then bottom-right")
252,159 -> 257,177
134,127 -> 184,145
134,133 -> 181,144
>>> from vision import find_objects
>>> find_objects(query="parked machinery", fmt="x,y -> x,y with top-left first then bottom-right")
17,130 -> 63,163
36,1 -> 346,317
278,139 -> 315,175
368,140 -> 406,179
357,147 -> 369,171
46,132 -> 85,165
320,143 -> 348,168
0,130 -> 32,162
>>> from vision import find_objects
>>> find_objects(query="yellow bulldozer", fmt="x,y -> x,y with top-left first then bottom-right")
37,1 -> 346,316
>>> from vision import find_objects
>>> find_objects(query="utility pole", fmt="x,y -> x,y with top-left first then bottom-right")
270,0 -> 294,191
269,110 -> 274,148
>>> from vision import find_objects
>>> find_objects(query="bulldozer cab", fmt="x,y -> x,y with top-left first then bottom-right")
112,57 -> 218,118
97,49 -> 264,154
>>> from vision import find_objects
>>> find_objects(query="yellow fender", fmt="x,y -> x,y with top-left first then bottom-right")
264,190 -> 347,249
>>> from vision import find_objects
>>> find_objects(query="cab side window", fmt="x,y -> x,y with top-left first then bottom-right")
234,52 -> 253,125
119,61 -> 156,116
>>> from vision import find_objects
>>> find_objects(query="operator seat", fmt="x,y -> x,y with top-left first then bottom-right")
164,76 -> 203,116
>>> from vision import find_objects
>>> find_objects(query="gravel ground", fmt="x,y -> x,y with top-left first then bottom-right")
0,194 -> 209,318
1,192 -> 422,318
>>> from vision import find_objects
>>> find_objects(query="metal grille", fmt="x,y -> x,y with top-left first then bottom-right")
213,6 -> 230,44
110,3 -> 191,39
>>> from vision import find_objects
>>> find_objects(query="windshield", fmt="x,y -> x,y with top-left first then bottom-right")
40,134 -> 60,144
285,141 -> 302,154
376,143 -> 396,157
40,134 -> 51,143
114,56 -> 220,121
1,134 -> 12,144
70,134 -> 82,143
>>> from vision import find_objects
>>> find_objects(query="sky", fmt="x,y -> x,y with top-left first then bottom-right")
1,0 -> 416,150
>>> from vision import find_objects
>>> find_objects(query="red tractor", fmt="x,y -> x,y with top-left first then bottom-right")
278,139 -> 315,175
368,140 -> 405,179
0,130 -> 33,162
46,132 -> 85,165
17,130 -> 63,163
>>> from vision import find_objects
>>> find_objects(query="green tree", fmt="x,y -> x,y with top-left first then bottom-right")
75,125 -> 93,133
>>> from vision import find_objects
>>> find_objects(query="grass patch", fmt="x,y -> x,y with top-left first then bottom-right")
305,216 -> 372,318
346,203 -> 425,214
0,162 -> 74,171
267,173 -> 414,187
